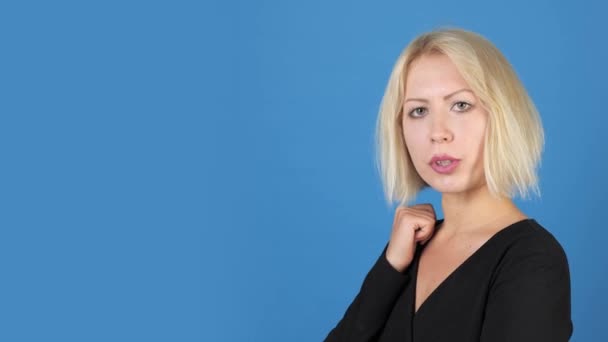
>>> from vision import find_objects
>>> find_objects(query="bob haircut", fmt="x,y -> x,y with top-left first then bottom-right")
375,27 -> 544,207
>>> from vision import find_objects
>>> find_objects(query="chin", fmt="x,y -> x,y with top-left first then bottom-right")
423,176 -> 468,194
429,185 -> 466,194
425,175 -> 486,195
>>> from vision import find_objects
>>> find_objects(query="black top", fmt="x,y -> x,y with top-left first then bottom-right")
324,218 -> 573,342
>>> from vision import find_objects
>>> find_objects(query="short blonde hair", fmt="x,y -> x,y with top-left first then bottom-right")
375,27 -> 544,207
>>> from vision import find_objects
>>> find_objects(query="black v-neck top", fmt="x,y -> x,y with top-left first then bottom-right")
324,218 -> 573,342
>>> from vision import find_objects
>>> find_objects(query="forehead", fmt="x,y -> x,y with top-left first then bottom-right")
404,53 -> 471,97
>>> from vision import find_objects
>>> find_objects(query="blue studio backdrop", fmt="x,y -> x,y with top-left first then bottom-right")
1,0 -> 606,341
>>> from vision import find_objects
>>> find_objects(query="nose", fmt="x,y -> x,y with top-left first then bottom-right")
430,115 -> 454,143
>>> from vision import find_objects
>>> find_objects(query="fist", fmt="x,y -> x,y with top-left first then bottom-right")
385,203 -> 437,272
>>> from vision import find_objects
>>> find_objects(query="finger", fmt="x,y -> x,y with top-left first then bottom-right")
414,223 -> 435,241
417,234 -> 433,246
402,208 -> 435,222
414,203 -> 433,211
417,204 -> 437,218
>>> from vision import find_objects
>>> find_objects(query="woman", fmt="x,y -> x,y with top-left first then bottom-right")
324,28 -> 573,342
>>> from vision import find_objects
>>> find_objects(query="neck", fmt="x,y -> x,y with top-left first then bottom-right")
440,183 -> 524,234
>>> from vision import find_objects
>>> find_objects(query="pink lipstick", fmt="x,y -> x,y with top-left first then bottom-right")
429,154 -> 460,174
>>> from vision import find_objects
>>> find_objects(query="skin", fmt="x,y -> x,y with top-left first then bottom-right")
399,52 -> 527,313
401,52 -> 525,236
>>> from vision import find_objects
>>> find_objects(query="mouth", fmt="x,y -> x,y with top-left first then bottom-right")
429,155 -> 460,174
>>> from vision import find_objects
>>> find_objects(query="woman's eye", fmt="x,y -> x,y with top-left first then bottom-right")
408,107 -> 426,117
453,101 -> 472,112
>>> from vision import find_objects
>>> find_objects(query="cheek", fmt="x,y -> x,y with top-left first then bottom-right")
459,116 -> 487,162
471,116 -> 488,148
402,127 -> 427,162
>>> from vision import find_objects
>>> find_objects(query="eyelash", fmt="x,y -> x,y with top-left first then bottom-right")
407,101 -> 473,118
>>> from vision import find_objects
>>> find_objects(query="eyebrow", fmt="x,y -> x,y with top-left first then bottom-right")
404,88 -> 474,103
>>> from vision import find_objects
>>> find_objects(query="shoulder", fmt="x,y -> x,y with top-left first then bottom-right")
492,219 -> 571,285
504,219 -> 569,262
482,219 -> 574,340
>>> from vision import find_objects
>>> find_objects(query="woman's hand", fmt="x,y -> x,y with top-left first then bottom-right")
385,203 -> 437,272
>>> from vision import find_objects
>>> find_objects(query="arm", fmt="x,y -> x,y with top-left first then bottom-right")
480,235 -> 573,342
324,243 -> 412,342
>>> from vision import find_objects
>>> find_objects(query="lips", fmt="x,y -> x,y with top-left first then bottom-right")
429,154 -> 460,174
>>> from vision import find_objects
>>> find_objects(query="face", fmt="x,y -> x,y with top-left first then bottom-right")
401,53 -> 488,194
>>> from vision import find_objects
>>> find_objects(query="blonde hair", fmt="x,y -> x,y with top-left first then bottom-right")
375,27 -> 544,207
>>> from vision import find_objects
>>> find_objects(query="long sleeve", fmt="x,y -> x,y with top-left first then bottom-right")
324,243 -> 412,342
479,234 -> 573,341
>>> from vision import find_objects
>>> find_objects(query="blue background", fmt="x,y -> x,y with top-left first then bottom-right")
1,0 -> 606,341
